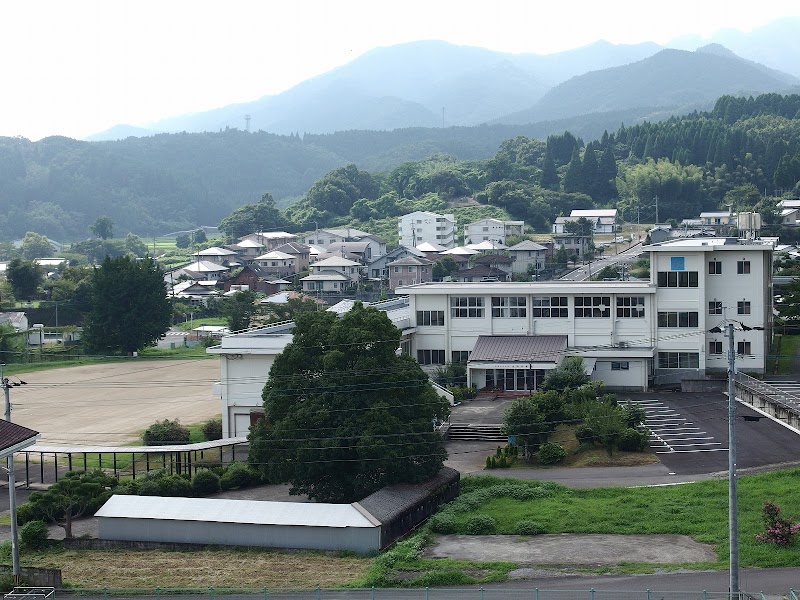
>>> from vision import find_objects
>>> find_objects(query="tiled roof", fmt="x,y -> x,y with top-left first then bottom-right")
468,335 -> 568,363
357,467 -> 459,523
0,421 -> 39,456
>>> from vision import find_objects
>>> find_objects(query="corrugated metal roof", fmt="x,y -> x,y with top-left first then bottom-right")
96,495 -> 379,528
358,467 -> 459,523
468,335 -> 567,363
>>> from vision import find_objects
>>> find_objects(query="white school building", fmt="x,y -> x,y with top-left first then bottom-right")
397,237 -> 773,391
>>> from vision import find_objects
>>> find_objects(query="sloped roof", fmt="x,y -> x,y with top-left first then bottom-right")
181,261 -> 229,273
508,240 -> 547,251
474,254 -> 513,265
387,256 -> 434,267
96,495 -> 378,528
328,241 -> 370,253
416,242 -> 446,252
322,227 -> 370,239
358,467 -> 459,524
570,209 -> 617,218
440,246 -> 480,255
314,256 -> 361,267
273,242 -> 311,254
466,241 -> 508,251
469,335 -> 568,363
456,265 -> 509,279
195,246 -> 237,256
233,239 -> 264,249
255,251 -> 295,261
301,271 -> 351,281
0,420 -> 39,457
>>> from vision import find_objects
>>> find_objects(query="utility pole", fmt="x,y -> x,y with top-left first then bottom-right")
1,364 -> 20,580
654,195 -> 659,225
727,322 -> 739,599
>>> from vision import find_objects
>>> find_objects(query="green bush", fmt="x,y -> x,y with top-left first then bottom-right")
0,574 -> 17,593
138,473 -> 192,497
0,540 -> 11,563
538,442 -> 566,465
428,513 -> 458,534
201,418 -> 223,441
20,520 -> 49,550
464,515 -> 496,535
617,428 -> 649,452
142,419 -> 190,445
513,520 -> 545,535
191,470 -> 221,496
220,462 -> 259,490
575,424 -> 595,445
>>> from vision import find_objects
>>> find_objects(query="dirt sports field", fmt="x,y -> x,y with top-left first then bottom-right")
9,359 -> 221,445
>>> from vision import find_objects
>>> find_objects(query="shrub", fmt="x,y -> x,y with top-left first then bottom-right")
142,419 -> 190,445
220,462 -> 259,490
138,473 -> 192,497
756,501 -> 800,546
201,418 -> 223,441
191,470 -> 221,496
428,513 -> 458,534
513,520 -> 545,535
465,515 -> 496,535
20,520 -> 49,550
538,442 -> 566,465
485,456 -> 494,469
617,428 -> 649,452
0,574 -> 16,593
575,424 -> 595,445
0,540 -> 11,562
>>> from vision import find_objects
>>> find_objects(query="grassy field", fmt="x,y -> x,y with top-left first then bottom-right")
15,467 -> 800,588
174,317 -> 227,331
773,334 -> 800,375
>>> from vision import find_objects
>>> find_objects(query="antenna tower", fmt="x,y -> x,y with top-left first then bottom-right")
244,115 -> 251,132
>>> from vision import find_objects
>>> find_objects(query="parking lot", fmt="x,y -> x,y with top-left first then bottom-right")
623,391 -> 800,475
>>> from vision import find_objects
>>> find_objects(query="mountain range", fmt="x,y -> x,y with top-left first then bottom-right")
87,17 -> 800,141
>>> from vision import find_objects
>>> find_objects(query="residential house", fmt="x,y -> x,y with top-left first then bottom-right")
193,247 -> 240,267
699,212 -> 736,234
301,228 -> 371,248
463,218 -> 524,245
253,250 -> 296,277
228,239 -> 265,262
552,234 -> 591,259
507,240 -> 548,275
273,242 -> 311,273
223,265 -> 290,294
239,232 -> 298,250
397,236 -> 772,390
300,256 -> 362,292
781,209 -> 799,227
367,246 -> 426,279
387,256 -> 434,291
552,209 -> 617,234
0,312 -> 29,332
172,280 -> 221,306
172,261 -> 230,281
453,264 -> 510,282
473,253 -> 514,276
398,211 -> 457,249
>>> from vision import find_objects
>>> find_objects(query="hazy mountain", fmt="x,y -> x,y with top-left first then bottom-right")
497,47 -> 799,124
88,40 -> 662,140
668,17 -> 800,77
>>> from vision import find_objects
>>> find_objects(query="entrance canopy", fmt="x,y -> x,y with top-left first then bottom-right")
468,335 -> 567,367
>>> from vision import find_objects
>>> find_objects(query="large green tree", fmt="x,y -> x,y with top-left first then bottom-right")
6,258 -> 41,300
219,193 -> 287,240
82,256 -> 172,354
20,231 -> 54,260
250,304 -> 449,503
90,215 -> 114,240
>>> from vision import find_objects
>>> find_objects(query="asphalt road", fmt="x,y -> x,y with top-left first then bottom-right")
559,242 -> 644,281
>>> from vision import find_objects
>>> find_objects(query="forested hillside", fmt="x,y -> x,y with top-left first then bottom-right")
219,93 -> 800,245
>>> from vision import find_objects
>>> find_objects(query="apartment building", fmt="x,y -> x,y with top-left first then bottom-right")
463,218 -> 524,245
398,211 -> 457,249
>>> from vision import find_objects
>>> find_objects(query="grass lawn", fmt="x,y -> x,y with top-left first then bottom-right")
17,468 -> 800,589
174,317 -> 227,331
773,334 -> 800,375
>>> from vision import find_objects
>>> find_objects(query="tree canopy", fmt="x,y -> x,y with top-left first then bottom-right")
82,256 -> 172,354
6,258 -> 41,300
249,303 -> 449,503
90,216 -> 114,240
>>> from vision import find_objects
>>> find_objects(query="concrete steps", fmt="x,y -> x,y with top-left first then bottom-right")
447,422 -> 506,442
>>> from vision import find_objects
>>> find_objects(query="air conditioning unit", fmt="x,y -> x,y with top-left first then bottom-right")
618,341 -> 628,348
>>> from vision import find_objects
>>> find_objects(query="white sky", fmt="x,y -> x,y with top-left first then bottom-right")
1,0 -> 798,141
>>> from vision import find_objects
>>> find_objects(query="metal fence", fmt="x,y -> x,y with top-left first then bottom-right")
53,588 -> 770,600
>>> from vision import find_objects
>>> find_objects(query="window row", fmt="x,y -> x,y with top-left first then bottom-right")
709,341 -> 752,356
657,271 -> 699,288
657,311 -> 699,328
417,350 -> 471,365
416,310 -> 445,326
657,352 -> 700,369
708,260 -> 751,275
446,296 -> 646,319
708,300 -> 753,315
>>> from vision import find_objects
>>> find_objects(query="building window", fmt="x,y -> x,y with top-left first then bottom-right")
532,296 -> 568,318
611,361 -> 629,371
394,266 -> 400,273
709,341 -> 723,355
657,311 -> 699,328
417,349 -> 446,365
737,260 -> 751,274
575,296 -> 611,318
451,296 -> 485,318
616,296 -> 645,318
709,301 -> 722,315
737,341 -> 751,356
452,351 -> 470,364
737,301 -> 751,315
657,352 -> 700,369
657,271 -> 699,287
492,296 -> 527,317
416,310 -> 445,326
708,260 -> 722,275
408,266 -> 416,272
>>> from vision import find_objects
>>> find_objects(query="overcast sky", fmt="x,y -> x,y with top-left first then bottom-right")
2,0 -> 799,141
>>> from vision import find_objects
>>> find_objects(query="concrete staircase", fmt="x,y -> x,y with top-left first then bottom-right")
447,422 -> 506,442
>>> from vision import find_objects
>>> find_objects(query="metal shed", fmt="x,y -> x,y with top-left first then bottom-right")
96,495 -> 382,554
